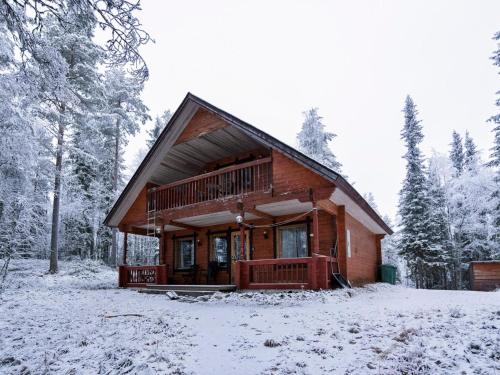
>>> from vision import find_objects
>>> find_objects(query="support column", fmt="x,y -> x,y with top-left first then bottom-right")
337,205 -> 347,280
158,220 -> 165,265
312,201 -> 320,254
122,232 -> 128,265
239,212 -> 245,260
159,231 -> 165,265
376,234 -> 384,266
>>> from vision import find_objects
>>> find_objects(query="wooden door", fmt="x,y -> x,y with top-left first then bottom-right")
230,231 -> 250,283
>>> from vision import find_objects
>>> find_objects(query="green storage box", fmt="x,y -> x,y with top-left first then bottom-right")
379,264 -> 397,285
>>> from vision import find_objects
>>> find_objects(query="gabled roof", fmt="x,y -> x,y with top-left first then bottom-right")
104,93 -> 393,235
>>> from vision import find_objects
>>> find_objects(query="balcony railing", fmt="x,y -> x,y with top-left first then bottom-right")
148,157 -> 272,212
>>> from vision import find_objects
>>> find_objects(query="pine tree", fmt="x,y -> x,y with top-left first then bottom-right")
297,108 -> 343,173
34,10 -> 106,273
100,68 -> 149,266
147,110 -> 172,148
464,131 -> 479,173
398,96 -> 432,288
449,130 -> 464,177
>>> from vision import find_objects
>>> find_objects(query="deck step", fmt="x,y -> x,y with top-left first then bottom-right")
146,284 -> 237,292
137,288 -> 217,297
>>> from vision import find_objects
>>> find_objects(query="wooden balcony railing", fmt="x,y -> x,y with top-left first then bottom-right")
118,264 -> 168,287
235,255 -> 338,290
148,157 -> 272,212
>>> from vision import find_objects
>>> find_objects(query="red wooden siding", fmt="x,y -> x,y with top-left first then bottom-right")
345,212 -> 379,285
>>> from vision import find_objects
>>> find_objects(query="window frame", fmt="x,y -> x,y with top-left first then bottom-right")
173,236 -> 195,271
276,223 -> 309,259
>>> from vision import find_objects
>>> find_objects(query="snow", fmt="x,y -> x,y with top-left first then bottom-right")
1,260 -> 499,374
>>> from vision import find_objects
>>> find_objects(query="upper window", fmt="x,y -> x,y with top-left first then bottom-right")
210,233 -> 228,267
175,237 -> 194,270
277,224 -> 308,258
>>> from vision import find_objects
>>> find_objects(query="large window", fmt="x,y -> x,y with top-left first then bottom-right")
277,224 -> 308,258
174,237 -> 194,270
210,233 -> 228,267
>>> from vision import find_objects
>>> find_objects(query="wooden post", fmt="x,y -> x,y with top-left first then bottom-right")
239,212 -> 245,260
122,232 -> 128,265
312,201 -> 320,254
158,220 -> 165,265
310,254 -> 318,289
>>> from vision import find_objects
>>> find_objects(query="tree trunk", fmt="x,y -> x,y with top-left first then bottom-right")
49,122 -> 65,274
110,118 -> 121,267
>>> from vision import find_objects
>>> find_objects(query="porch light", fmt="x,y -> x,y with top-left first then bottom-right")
235,215 -> 244,224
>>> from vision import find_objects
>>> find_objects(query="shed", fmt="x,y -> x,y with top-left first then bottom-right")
469,261 -> 500,291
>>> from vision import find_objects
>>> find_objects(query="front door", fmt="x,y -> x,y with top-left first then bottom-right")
230,230 -> 250,283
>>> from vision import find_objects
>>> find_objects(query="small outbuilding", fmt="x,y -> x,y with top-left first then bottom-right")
469,261 -> 500,291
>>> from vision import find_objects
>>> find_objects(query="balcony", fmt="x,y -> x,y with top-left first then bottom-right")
148,157 -> 272,212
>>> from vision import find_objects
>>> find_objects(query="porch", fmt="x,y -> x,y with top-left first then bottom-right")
118,254 -> 339,291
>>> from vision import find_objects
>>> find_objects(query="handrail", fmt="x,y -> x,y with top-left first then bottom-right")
245,257 -> 311,265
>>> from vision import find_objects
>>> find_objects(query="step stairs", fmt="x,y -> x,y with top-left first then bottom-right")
137,284 -> 237,297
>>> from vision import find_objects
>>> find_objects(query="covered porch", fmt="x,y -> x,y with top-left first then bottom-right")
118,186 -> 346,291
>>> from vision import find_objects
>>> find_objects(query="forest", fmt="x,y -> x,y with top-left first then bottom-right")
0,1 -> 499,291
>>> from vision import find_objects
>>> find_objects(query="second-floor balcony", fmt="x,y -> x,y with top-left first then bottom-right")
148,156 -> 272,212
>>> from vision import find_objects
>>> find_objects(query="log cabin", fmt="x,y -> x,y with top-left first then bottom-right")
104,93 -> 393,291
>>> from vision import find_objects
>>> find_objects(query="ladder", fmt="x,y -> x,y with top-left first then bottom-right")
146,188 -> 157,237
330,239 -> 352,289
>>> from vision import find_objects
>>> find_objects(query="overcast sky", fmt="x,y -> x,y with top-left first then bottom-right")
124,0 -> 500,220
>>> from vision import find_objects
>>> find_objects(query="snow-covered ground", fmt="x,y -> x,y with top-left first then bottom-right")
0,260 -> 499,375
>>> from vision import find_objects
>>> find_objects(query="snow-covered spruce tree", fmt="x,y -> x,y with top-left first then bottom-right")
297,108 -> 343,173
449,130 -> 464,177
398,96 -> 433,288
381,215 -> 402,280
488,31 -> 500,255
147,110 -> 172,148
426,155 -> 453,288
464,131 -> 479,173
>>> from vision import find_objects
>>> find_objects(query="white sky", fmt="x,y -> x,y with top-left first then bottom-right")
124,0 -> 500,220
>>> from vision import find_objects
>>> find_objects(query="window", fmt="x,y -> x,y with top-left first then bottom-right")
277,224 -> 308,258
210,233 -> 228,267
174,237 -> 194,270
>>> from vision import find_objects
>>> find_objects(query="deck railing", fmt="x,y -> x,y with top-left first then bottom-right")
235,255 -> 337,290
148,157 -> 272,212
118,264 -> 168,288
